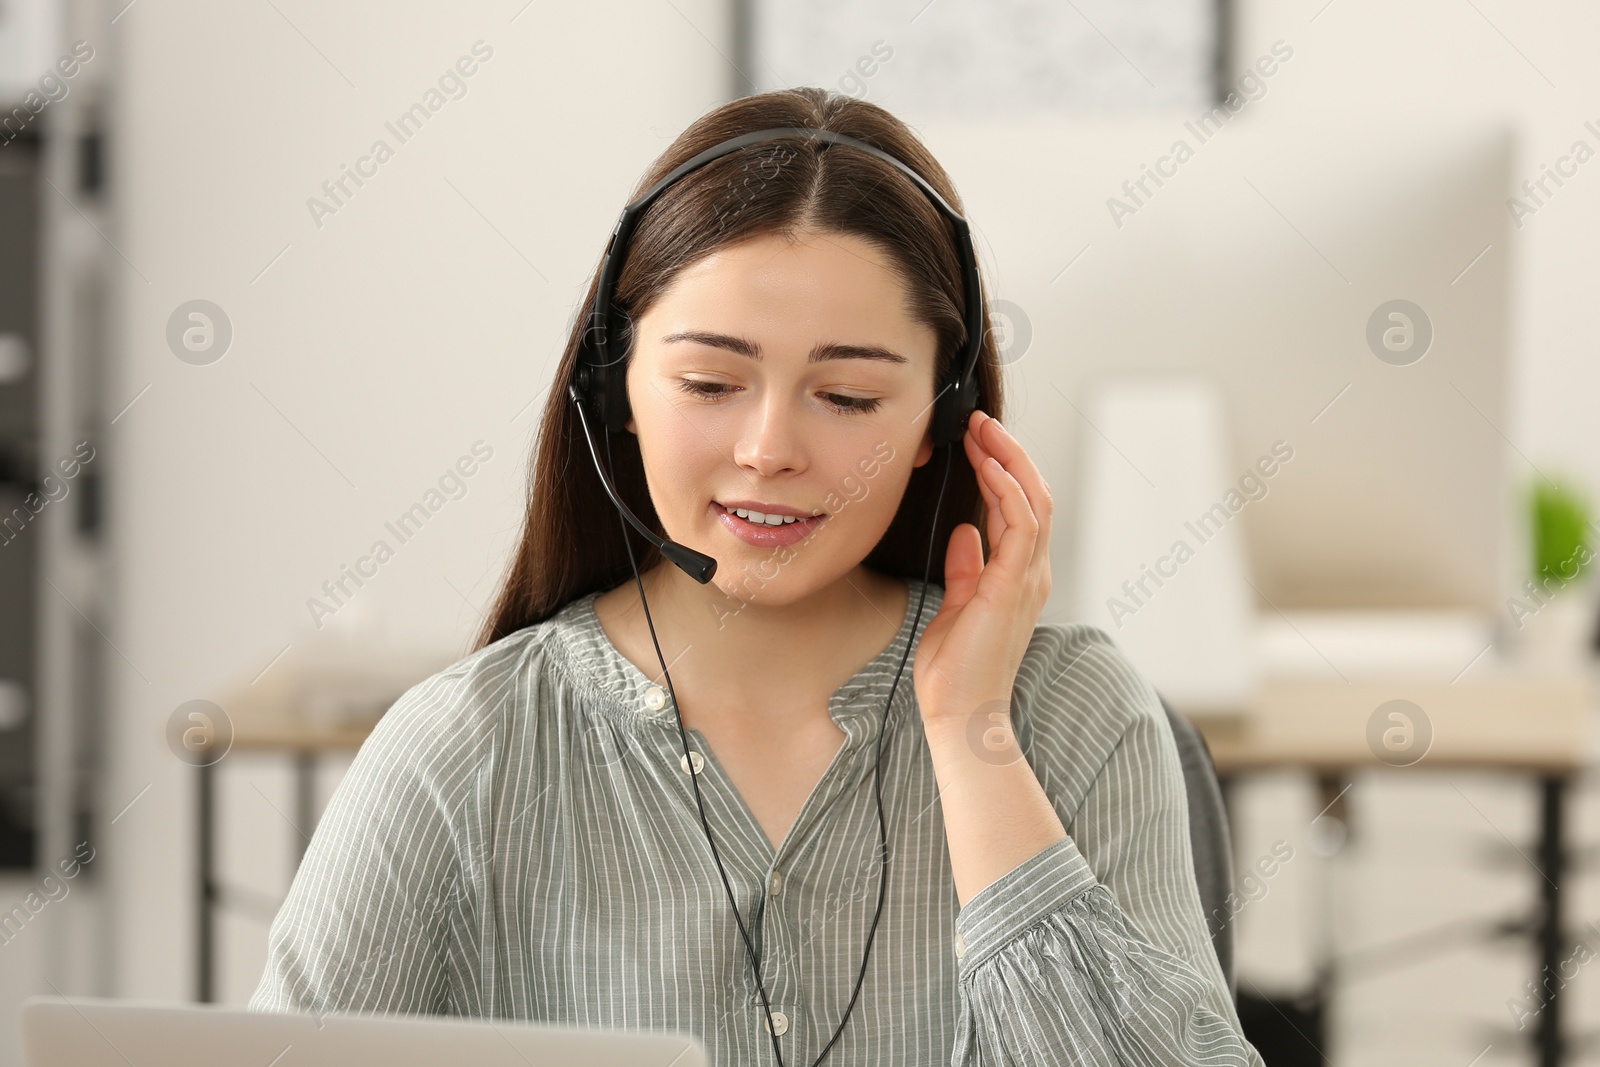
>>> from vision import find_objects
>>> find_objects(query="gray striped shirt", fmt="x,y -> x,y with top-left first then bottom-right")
249,576 -> 1263,1066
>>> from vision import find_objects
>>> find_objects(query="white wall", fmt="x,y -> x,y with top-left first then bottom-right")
96,0 -> 733,1012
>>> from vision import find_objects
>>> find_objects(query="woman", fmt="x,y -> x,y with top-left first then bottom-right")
250,86 -> 1262,1067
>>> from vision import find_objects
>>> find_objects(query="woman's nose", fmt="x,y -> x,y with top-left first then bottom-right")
730,397 -> 807,476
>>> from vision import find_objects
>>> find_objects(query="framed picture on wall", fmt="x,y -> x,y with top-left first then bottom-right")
734,0 -> 1231,119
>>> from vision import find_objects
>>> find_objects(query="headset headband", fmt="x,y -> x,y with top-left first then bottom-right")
574,126 -> 985,447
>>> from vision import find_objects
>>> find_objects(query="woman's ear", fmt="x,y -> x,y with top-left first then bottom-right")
912,431 -> 934,468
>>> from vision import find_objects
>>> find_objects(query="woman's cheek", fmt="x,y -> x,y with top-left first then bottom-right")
839,472 -> 868,505
855,435 -> 897,478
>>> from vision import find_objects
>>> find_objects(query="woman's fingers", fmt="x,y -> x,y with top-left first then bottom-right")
977,452 -> 1038,581
962,411 -> 1054,605
974,412 -> 1053,554
963,424 -> 997,505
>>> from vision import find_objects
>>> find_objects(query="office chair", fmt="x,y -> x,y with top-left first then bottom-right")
1156,692 -> 1236,1000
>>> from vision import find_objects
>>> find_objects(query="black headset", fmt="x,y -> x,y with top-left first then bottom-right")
565,126 -> 987,1067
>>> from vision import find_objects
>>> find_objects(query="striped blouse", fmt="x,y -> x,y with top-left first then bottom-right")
249,575 -> 1264,1066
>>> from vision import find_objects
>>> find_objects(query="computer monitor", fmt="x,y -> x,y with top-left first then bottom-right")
921,113 -> 1517,614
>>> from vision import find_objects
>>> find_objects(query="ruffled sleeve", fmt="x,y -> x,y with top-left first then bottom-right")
948,625 -> 1264,1066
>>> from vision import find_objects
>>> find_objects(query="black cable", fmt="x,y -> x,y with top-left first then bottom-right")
601,429 -> 955,1067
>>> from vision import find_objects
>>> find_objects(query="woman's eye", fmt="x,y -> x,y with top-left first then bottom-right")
676,380 -> 882,415
824,394 -> 882,415
678,380 -> 734,400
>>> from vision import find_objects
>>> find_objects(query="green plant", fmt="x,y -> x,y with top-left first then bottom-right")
1529,476 -> 1592,587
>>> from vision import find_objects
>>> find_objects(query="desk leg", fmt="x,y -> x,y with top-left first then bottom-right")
1534,774 -> 1569,1067
294,750 -> 316,869
196,758 -> 215,1004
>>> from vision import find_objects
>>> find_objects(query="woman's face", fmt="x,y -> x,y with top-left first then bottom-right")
624,227 -> 939,606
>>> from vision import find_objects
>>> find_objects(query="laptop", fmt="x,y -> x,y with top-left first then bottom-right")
21,995 -> 710,1066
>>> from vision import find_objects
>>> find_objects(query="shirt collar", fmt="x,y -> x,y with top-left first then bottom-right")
551,576 -> 944,730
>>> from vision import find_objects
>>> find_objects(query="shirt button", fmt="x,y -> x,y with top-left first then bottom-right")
954,932 -> 966,960
768,869 -> 783,897
761,1010 -> 789,1036
679,751 -> 704,776
644,685 -> 667,711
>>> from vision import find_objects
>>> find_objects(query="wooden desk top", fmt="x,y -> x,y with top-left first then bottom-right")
199,651 -> 454,755
1189,665 -> 1597,775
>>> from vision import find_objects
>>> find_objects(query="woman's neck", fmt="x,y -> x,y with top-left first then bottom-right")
592,563 -> 911,727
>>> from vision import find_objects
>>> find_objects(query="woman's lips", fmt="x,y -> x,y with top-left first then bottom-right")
713,502 -> 828,548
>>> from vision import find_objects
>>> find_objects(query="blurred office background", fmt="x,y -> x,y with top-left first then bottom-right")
3,0 -> 1600,1064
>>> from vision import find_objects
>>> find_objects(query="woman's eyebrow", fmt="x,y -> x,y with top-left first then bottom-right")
660,330 -> 908,365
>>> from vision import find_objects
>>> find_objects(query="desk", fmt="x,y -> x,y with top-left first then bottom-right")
1192,667 -> 1596,1067
191,655 -> 445,1004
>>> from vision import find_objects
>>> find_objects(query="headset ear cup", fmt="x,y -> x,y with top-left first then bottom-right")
930,372 -> 974,447
603,312 -> 635,432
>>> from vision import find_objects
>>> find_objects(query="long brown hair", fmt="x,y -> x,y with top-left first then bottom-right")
472,87 -> 1005,650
